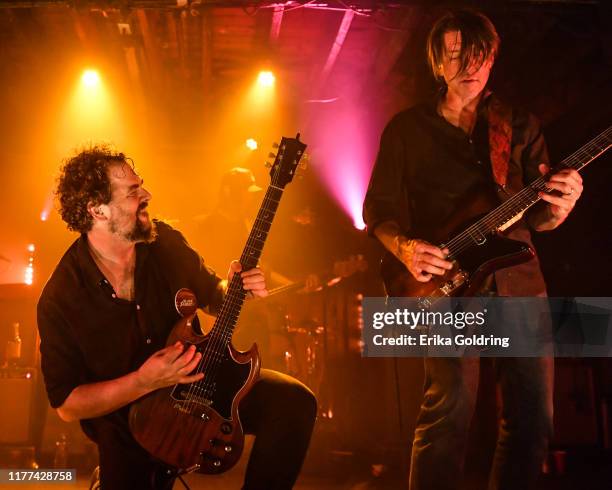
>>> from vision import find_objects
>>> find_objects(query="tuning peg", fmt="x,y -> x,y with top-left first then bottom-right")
301,152 -> 311,162
268,152 -> 276,159
265,161 -> 273,168
272,142 -> 279,149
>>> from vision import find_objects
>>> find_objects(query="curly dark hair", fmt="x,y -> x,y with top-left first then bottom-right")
56,144 -> 133,233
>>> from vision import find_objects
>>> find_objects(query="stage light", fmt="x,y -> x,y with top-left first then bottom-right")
244,70 -> 276,115
354,219 -> 366,230
246,138 -> 258,151
257,71 -> 275,87
82,69 -> 101,87
60,67 -> 122,152
24,264 -> 33,285
310,109 -> 372,233
24,243 -> 35,285
40,211 -> 48,221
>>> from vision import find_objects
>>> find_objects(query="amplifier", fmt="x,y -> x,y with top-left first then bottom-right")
0,367 -> 37,445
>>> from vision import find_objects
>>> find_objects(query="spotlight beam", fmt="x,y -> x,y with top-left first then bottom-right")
269,4 -> 284,44
318,10 -> 354,88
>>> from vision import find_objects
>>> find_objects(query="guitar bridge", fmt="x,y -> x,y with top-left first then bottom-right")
179,391 -> 213,407
439,270 -> 469,296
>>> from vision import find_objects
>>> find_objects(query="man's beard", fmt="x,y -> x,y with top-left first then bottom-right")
110,205 -> 157,243
125,214 -> 156,243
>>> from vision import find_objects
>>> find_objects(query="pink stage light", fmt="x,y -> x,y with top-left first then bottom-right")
311,108 -> 374,231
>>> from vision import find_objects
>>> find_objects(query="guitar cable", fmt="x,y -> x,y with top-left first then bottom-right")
176,473 -> 191,489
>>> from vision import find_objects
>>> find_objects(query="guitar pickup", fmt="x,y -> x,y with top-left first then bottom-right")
497,211 -> 525,232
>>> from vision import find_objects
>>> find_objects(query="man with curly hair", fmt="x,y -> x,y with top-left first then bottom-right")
37,145 -> 317,489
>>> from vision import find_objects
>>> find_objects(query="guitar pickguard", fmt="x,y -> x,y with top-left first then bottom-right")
170,346 -> 252,420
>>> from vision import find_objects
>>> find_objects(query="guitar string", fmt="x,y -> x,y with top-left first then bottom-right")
441,142 -> 610,269
195,185 -> 286,407
445,176 -> 549,253
401,128 -> 610,298
445,145 -> 606,259
442,128 -> 611,257
182,187 -> 279,413
183,169 -> 286,413
183,191 -> 278,412
445,133 -> 611,257
446,127 -> 612,252
180,183 -> 277,411
195,189 -> 281,396
470,125 -> 612,240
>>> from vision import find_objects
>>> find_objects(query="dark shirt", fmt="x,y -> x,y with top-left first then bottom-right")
37,220 -> 224,444
363,93 -> 549,296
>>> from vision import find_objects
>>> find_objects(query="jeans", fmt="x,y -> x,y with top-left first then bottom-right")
98,369 -> 317,489
409,357 -> 554,490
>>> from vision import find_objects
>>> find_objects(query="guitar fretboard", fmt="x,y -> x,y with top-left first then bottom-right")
208,185 -> 284,350
444,126 -> 612,258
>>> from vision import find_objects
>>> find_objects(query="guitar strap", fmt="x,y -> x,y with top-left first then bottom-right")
487,93 -> 512,189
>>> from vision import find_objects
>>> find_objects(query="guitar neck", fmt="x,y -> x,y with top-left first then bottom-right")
210,185 -> 284,341
445,126 -> 611,258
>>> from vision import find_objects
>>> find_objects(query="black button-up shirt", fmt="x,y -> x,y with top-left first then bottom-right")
37,221 -> 224,441
363,93 -> 549,296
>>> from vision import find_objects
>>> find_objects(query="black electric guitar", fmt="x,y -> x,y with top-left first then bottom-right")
382,126 -> 611,298
129,134 -> 307,474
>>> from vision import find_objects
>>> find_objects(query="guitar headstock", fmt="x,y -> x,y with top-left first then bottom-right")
268,134 -> 307,188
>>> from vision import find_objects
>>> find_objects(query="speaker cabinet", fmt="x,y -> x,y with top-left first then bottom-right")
0,368 -> 37,445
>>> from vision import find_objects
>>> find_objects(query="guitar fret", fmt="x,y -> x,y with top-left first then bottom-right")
242,244 -> 262,256
254,218 -> 273,227
249,236 -> 266,248
251,226 -> 271,238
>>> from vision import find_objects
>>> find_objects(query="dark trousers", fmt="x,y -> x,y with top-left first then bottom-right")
98,369 -> 317,489
409,357 -> 554,490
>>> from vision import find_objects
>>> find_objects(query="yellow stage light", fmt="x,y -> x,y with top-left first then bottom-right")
24,266 -> 33,285
27,244 -> 35,253
82,69 -> 101,87
257,71 -> 275,87
246,138 -> 258,150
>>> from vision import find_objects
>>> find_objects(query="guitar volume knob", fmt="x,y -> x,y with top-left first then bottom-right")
224,445 -> 232,453
213,459 -> 222,468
